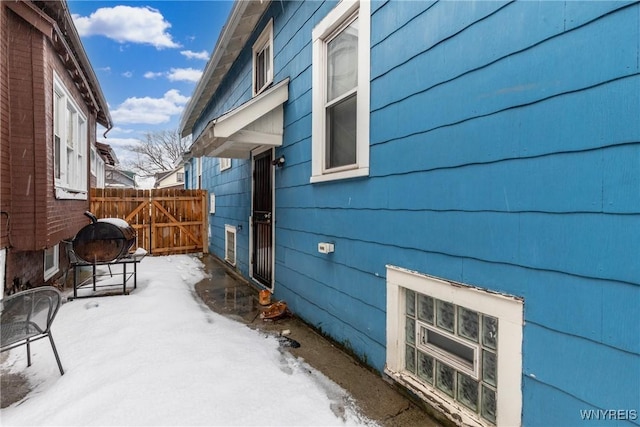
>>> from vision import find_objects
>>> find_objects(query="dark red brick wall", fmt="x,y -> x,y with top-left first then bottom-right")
2,4 -> 97,292
5,249 -> 42,294
0,6 -> 10,251
7,8 -> 38,250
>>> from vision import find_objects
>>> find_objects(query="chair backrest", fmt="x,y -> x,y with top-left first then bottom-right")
1,287 -> 62,348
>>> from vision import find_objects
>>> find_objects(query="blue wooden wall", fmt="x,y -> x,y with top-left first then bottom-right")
191,1 -> 640,425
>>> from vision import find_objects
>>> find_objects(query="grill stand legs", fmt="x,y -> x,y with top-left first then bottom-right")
70,256 -> 143,299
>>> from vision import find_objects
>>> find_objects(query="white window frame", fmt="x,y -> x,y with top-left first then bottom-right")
43,245 -> 59,281
90,146 -> 97,174
53,73 -> 88,200
220,158 -> 231,172
210,193 -> 216,214
386,265 -> 523,427
311,0 -> 370,183
96,155 -> 105,188
252,19 -> 274,96
196,157 -> 202,189
417,321 -> 481,380
224,225 -> 237,266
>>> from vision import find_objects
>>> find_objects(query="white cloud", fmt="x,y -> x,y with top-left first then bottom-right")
122,71 -> 133,78
144,71 -> 164,79
180,50 -> 209,60
102,136 -> 140,150
72,6 -> 180,49
143,68 -> 202,83
110,126 -> 135,134
111,90 -> 190,125
166,68 -> 202,83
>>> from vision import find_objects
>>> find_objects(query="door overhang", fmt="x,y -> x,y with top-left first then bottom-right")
189,78 -> 289,159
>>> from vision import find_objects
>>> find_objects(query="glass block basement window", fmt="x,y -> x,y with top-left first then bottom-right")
404,289 -> 498,425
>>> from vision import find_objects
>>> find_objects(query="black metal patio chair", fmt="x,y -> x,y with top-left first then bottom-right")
1,286 -> 65,375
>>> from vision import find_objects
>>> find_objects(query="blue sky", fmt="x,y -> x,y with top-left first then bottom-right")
67,1 -> 233,164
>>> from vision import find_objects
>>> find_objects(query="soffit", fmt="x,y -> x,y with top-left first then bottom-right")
188,78 -> 289,159
180,0 -> 271,138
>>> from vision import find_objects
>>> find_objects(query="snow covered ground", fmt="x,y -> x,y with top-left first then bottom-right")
1,255 -> 377,426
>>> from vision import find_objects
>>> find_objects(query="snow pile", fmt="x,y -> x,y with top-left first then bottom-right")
1,255 -> 377,426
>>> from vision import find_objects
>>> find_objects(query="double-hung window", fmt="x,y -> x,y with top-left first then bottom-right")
253,19 -> 273,96
53,73 -> 88,199
311,0 -> 370,183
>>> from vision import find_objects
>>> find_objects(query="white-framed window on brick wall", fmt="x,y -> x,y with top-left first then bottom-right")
43,244 -> 59,281
53,72 -> 88,200
386,265 -> 524,427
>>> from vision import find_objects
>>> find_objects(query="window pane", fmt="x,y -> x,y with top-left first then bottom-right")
457,373 -> 479,411
44,248 -> 55,268
424,327 -> 474,367
418,294 -> 434,324
326,17 -> 358,101
482,350 -> 497,387
481,385 -> 497,424
458,306 -> 479,342
326,93 -> 356,168
67,148 -> 74,187
405,289 -> 416,317
405,344 -> 416,374
54,136 -> 61,179
256,49 -> 266,90
417,351 -> 434,384
405,316 -> 415,345
482,315 -> 498,350
435,361 -> 455,397
436,299 -> 455,332
265,45 -> 271,80
66,106 -> 74,148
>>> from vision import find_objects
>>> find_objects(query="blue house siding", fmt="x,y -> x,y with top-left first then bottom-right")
188,0 -> 640,425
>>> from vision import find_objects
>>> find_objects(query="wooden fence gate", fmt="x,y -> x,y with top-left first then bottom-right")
90,188 -> 208,256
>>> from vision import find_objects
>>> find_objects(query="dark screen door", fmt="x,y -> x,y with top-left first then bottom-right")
252,151 -> 273,287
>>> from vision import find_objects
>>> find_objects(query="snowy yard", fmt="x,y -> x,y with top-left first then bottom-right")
1,255 -> 376,426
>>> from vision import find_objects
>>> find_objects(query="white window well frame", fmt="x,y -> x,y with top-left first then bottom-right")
53,72 -> 88,200
253,19 -> 274,96
386,265 -> 524,427
43,244 -> 59,281
311,0 -> 370,183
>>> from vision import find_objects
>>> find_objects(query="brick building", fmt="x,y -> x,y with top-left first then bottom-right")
0,0 -> 111,295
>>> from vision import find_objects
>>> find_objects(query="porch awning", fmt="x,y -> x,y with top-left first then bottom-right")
189,78 -> 289,159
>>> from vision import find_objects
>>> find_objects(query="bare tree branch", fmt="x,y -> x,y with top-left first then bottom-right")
122,130 -> 190,176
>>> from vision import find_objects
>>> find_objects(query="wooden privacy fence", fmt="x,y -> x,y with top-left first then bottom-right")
90,188 -> 208,256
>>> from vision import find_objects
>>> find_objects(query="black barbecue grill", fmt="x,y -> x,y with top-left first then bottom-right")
69,212 -> 144,299
73,212 -> 136,264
